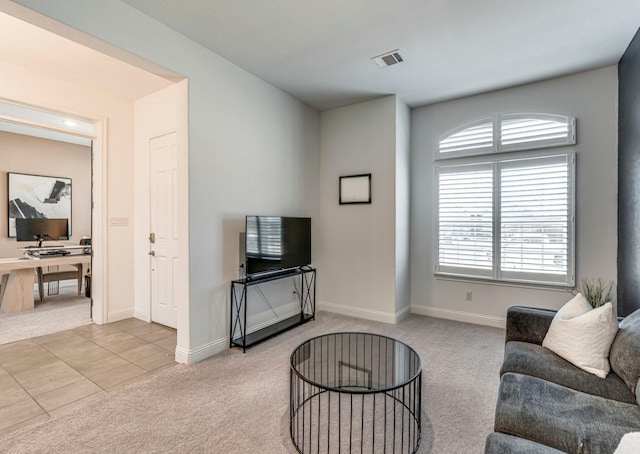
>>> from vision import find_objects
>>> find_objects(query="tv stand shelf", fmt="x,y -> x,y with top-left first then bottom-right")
230,267 -> 316,352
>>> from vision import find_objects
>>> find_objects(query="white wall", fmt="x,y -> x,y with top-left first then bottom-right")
0,131 -> 91,258
395,98 -> 411,314
318,95 -> 408,322
410,66 -> 619,326
13,0 -> 321,361
133,81 -> 189,338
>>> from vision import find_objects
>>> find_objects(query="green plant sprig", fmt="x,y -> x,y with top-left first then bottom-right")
574,277 -> 615,308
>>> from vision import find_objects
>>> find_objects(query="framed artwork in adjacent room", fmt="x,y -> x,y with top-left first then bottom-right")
339,173 -> 371,205
8,172 -> 72,237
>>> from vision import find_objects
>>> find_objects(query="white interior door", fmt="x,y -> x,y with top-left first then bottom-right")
149,132 -> 178,328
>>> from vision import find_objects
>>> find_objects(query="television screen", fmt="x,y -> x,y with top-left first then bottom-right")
15,217 -> 69,245
245,216 -> 311,276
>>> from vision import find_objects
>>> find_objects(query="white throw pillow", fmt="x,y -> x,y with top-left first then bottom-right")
614,432 -> 640,454
542,293 -> 619,378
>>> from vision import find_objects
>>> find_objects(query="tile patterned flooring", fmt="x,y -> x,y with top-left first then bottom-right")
0,318 -> 177,435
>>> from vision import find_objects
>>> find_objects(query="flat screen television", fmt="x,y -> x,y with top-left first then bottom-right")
15,217 -> 69,247
245,216 -> 311,277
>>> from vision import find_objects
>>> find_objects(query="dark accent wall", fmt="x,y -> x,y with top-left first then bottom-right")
618,27 -> 640,316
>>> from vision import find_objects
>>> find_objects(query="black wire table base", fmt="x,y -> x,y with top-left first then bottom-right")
290,332 -> 422,454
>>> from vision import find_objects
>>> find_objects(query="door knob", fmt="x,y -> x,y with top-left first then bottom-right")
149,251 -> 155,256
149,232 -> 156,244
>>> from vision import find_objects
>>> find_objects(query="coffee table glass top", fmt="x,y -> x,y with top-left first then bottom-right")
290,332 -> 421,393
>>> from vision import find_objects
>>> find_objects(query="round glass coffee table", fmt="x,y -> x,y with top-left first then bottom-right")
290,332 -> 422,454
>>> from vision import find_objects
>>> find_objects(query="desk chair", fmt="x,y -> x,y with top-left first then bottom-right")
36,264 -> 83,302
34,238 -> 90,303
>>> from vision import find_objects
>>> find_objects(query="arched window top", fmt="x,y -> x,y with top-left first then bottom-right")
438,113 -> 576,159
439,118 -> 493,155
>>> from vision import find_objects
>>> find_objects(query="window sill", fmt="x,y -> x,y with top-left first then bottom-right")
434,272 -> 574,293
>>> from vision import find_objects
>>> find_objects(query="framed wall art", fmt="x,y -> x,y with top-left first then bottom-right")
8,172 -> 72,237
339,173 -> 371,205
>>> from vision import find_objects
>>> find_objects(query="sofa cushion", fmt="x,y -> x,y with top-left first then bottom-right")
542,295 -> 618,378
610,309 -> 640,394
502,341 -> 636,404
505,306 -> 556,345
495,373 -> 640,453
484,432 -> 565,454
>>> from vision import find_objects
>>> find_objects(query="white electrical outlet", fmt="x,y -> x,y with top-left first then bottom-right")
464,290 -> 473,302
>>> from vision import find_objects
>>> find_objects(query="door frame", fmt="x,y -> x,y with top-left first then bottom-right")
91,119 -> 107,324
0,109 -> 106,323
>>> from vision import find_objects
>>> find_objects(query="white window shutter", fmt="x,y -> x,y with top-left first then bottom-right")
437,164 -> 494,276
499,114 -> 575,152
437,114 -> 575,158
438,119 -> 493,158
499,155 -> 573,284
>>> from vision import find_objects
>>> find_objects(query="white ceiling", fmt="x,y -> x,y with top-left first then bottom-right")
0,12 -> 172,103
0,12 -> 174,144
120,0 -> 640,111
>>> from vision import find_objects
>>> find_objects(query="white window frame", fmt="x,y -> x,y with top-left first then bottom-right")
437,113 -> 576,159
435,153 -> 575,287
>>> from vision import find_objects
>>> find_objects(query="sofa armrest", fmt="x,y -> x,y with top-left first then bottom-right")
505,306 -> 557,345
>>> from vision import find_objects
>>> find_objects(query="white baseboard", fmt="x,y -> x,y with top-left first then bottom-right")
411,305 -> 505,329
318,301 -> 408,324
395,305 -> 411,323
247,307 -> 300,334
133,310 -> 151,322
246,302 -> 299,331
106,309 -> 134,323
175,337 -> 228,364
177,305 -> 502,365
176,305 -> 307,364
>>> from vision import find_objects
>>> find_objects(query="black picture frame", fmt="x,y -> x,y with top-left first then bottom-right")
339,173 -> 371,205
8,172 -> 72,238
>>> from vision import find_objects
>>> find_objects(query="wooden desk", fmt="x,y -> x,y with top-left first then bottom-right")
0,254 -> 91,313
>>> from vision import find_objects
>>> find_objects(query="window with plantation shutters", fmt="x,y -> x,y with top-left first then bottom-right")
435,154 -> 575,286
437,113 -> 575,158
435,112 -> 576,286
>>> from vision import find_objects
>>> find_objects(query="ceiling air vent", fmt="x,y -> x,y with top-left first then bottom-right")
372,50 -> 404,68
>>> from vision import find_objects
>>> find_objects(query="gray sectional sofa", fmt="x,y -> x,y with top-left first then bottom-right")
485,306 -> 640,453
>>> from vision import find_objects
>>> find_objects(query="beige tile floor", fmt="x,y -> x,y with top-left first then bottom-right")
0,318 -> 177,435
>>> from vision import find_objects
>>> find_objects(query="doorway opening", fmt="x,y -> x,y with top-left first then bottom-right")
0,103 -> 99,344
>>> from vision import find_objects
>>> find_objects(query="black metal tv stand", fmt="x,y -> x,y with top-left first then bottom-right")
230,267 -> 316,352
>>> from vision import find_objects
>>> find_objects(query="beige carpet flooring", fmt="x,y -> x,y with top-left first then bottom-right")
0,287 -> 91,345
0,311 -> 505,453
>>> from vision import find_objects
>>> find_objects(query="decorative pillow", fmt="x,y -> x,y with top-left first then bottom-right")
614,432 -> 640,454
542,294 -> 619,378
610,308 -> 640,393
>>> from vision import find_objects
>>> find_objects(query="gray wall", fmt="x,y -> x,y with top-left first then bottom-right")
410,67 -> 619,325
395,98 -> 411,314
618,28 -> 640,317
318,96 -> 409,322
